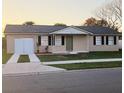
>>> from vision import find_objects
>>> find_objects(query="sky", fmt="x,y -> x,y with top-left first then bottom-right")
3,0 -> 112,30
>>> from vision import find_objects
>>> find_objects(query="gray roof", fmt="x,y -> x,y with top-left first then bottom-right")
77,26 -> 121,35
4,25 -> 121,35
5,25 -> 67,33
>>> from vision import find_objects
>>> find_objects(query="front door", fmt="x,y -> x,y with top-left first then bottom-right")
66,36 -> 73,51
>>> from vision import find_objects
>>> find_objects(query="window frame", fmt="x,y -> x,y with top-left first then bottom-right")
95,36 -> 102,45
108,36 -> 114,45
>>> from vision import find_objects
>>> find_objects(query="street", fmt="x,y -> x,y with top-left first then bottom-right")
3,68 -> 122,93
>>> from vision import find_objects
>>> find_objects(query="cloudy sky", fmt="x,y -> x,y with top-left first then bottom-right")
3,0 -> 112,29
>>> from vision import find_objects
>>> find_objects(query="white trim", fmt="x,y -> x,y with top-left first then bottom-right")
71,26 -> 93,34
50,26 -> 93,35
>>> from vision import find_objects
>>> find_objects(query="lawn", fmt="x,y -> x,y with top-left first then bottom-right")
50,61 -> 122,70
37,51 -> 122,62
2,38 -> 12,64
17,55 -> 30,63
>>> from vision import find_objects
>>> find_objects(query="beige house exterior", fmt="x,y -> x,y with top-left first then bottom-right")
4,25 -> 121,54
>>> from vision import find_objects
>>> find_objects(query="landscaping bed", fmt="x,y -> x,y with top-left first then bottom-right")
37,51 -> 122,62
18,55 -> 30,63
50,61 -> 122,70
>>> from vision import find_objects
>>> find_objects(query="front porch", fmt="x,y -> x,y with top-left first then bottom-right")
37,34 -> 89,54
37,26 -> 91,54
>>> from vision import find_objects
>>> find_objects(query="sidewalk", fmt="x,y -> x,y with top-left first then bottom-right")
43,58 -> 122,65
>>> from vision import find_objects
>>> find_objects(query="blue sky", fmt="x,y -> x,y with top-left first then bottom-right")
3,0 -> 112,27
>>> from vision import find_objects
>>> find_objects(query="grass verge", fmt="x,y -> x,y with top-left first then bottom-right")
49,61 -> 122,70
2,38 -> 12,64
2,49 -> 12,64
18,55 -> 30,63
38,51 -> 122,62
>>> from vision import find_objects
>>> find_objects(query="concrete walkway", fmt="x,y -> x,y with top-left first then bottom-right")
3,63 -> 66,75
43,58 -> 122,65
7,54 -> 20,64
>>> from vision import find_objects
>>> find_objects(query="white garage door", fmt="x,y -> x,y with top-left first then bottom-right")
15,38 -> 34,54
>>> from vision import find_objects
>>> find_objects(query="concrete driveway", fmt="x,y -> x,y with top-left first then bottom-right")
3,68 -> 122,93
3,63 -> 66,75
7,54 -> 40,64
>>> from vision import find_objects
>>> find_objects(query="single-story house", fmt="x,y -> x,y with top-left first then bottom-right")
4,25 -> 121,54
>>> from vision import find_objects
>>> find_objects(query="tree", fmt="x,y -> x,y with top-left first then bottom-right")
23,21 -> 35,25
84,17 -> 108,27
96,19 -> 108,27
95,0 -> 122,31
84,17 -> 97,26
54,23 -> 67,26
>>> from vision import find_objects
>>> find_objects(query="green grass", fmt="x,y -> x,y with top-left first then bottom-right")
38,51 -> 122,62
50,61 -> 122,70
17,55 -> 30,63
2,38 -> 12,64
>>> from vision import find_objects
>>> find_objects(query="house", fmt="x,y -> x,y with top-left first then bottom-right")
4,25 -> 121,54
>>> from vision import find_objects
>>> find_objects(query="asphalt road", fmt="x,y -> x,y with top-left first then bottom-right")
3,68 -> 122,93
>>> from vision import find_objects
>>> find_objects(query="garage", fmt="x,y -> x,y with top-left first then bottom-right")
14,38 -> 34,54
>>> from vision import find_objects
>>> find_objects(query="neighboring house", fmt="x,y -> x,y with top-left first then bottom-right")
4,25 -> 121,54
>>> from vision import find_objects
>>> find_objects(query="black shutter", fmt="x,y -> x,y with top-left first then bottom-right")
38,36 -> 41,45
93,36 -> 96,45
106,36 -> 108,45
48,36 -> 51,45
61,36 -> 65,45
114,36 -> 116,45
102,36 -> 104,45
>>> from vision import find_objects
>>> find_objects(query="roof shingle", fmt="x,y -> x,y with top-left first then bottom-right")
4,25 -> 121,35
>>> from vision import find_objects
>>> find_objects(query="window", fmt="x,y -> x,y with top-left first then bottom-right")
52,35 -> 55,45
61,36 -> 65,45
55,36 -> 61,46
41,36 -> 48,46
95,36 -> 102,45
108,36 -> 114,45
38,35 -> 41,45
48,36 -> 52,45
